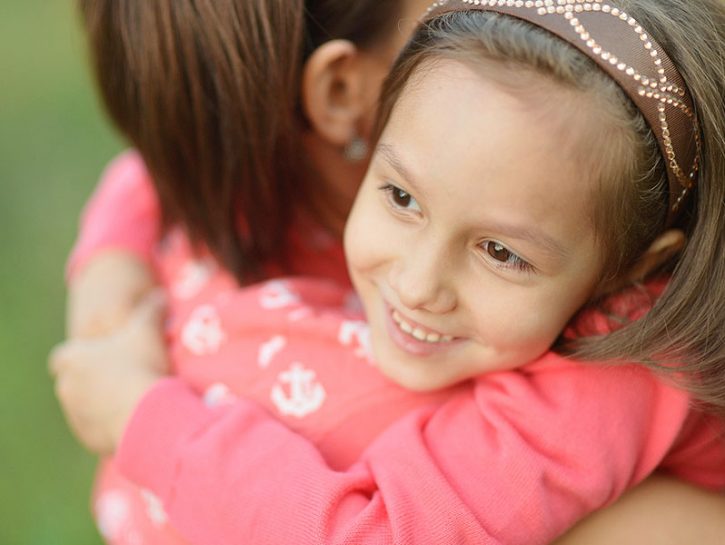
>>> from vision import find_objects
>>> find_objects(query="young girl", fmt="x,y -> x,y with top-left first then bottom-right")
53,0 -> 725,544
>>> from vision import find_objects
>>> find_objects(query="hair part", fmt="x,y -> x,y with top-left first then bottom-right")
78,0 -> 402,282
376,1 -> 725,413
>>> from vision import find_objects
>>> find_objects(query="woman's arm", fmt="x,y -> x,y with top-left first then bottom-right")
68,250 -> 155,338
554,475 -> 725,545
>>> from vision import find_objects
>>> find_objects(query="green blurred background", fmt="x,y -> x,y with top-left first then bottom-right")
1,1 -> 123,543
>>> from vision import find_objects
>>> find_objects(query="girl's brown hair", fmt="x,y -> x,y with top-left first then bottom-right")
78,0 -> 402,282
376,0 -> 725,411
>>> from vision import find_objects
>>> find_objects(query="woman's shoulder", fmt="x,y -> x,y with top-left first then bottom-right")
97,149 -> 152,190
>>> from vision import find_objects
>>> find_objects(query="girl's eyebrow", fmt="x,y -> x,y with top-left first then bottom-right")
480,220 -> 569,261
375,142 -> 425,195
375,142 -> 568,260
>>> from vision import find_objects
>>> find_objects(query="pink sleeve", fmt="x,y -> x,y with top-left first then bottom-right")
658,409 -> 725,489
66,150 -> 160,280
116,360 -> 725,545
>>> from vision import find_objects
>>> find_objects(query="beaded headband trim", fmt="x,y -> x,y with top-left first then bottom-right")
425,0 -> 701,226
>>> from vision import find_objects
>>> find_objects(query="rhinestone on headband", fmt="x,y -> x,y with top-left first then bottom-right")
424,0 -> 701,226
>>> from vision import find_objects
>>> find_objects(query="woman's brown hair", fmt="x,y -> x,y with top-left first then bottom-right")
78,0 -> 402,282
375,0 -> 725,411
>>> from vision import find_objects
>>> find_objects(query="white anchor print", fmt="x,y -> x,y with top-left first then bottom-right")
95,489 -> 131,542
338,320 -> 374,362
171,258 -> 215,299
203,383 -> 237,407
270,363 -> 326,418
181,305 -> 225,355
140,489 -> 167,527
257,335 -> 287,368
259,280 -> 300,309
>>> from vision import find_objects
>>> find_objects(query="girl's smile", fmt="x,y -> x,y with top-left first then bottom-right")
386,302 -> 461,357
390,307 -> 455,344
344,59 -> 609,391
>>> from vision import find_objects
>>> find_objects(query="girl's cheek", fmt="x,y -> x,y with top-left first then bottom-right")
344,211 -> 381,270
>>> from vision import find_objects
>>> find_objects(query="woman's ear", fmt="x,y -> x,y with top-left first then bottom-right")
301,40 -> 368,148
624,229 -> 686,283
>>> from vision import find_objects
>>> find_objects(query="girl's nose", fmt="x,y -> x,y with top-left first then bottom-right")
388,249 -> 457,314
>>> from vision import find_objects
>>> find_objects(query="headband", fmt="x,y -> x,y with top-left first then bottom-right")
424,0 -> 700,226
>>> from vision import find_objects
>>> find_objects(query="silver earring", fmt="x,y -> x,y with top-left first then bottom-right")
343,135 -> 369,162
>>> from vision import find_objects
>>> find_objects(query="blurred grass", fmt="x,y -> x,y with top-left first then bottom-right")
0,1 -> 123,543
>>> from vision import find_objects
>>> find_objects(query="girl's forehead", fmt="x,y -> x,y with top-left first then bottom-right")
380,60 -> 600,255
392,59 -> 599,186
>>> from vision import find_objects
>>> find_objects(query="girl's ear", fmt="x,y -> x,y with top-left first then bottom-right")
301,40 -> 368,147
624,229 -> 687,283
595,229 -> 686,298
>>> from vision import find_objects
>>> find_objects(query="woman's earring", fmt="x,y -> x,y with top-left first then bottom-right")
343,135 -> 369,163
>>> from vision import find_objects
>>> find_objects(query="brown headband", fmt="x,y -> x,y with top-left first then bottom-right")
424,0 -> 700,226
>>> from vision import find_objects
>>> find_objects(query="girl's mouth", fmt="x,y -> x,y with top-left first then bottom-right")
391,309 -> 453,344
384,304 -> 461,357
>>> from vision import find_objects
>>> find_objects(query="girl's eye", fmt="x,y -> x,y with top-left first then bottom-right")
481,241 -> 534,273
380,184 -> 421,212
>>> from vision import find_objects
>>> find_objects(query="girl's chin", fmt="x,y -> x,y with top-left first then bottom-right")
370,340 -> 455,392
375,361 -> 442,392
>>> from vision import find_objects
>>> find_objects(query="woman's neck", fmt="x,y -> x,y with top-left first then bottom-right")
301,132 -> 367,237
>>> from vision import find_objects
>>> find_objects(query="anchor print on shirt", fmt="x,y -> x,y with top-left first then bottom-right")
181,304 -> 226,355
171,258 -> 215,299
203,382 -> 237,407
258,335 -> 287,368
338,320 -> 374,363
259,280 -> 300,309
140,489 -> 167,527
95,489 -> 141,545
270,363 -> 326,418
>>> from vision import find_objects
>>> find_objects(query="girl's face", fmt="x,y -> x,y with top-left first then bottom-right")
344,60 -> 607,391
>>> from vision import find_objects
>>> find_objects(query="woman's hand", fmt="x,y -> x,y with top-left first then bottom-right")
51,292 -> 168,455
67,251 -> 155,338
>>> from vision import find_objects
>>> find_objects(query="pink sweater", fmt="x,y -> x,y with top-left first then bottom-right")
71,152 -> 725,545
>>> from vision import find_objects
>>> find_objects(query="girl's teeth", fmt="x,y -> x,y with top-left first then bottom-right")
391,309 -> 453,344
412,328 -> 427,341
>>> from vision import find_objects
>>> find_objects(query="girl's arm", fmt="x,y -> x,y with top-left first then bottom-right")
114,373 -> 723,545
67,151 -> 160,338
554,475 -> 725,545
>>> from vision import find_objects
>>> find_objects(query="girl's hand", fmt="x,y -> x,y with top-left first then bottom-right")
67,251 -> 155,338
50,292 -> 168,455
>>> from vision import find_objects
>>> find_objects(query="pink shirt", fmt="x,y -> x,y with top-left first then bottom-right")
72,152 -> 725,545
